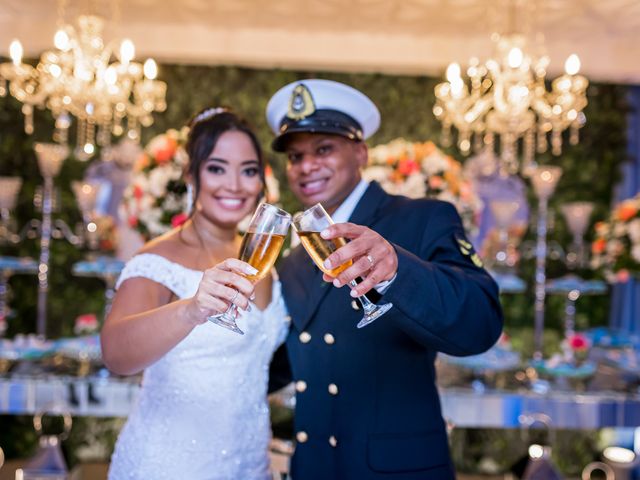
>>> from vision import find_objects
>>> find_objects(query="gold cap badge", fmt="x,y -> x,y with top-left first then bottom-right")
287,84 -> 316,120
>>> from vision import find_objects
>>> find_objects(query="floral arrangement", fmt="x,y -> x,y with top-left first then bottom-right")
591,193 -> 640,282
120,128 -> 190,239
120,128 -> 280,239
363,138 -> 482,235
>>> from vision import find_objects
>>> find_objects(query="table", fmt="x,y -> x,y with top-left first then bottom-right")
2,376 -> 639,429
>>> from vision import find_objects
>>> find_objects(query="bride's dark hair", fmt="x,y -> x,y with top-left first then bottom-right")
185,107 -> 266,215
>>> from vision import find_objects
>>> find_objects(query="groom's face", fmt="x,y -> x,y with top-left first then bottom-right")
284,133 -> 367,214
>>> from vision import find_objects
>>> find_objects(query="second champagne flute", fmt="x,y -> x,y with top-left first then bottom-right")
293,203 -> 393,328
208,203 -> 291,335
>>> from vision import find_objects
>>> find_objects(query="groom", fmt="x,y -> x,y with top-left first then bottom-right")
267,79 -> 503,479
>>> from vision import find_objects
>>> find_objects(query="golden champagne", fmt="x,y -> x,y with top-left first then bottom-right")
297,231 -> 353,277
238,232 -> 286,282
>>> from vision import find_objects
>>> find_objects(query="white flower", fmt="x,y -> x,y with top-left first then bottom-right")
628,218 -> 640,243
402,173 -> 427,199
162,193 -> 182,212
362,165 -> 394,184
148,167 -> 172,198
607,239 -> 624,256
613,222 -> 627,238
421,151 -> 449,176
632,244 -> 640,263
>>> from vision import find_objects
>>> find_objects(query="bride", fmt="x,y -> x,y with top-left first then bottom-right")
101,108 -> 289,480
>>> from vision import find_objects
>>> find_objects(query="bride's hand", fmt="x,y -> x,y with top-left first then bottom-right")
185,259 -> 258,325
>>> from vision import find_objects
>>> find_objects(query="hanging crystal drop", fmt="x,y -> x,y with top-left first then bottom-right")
551,129 -> 562,156
22,104 -> 34,134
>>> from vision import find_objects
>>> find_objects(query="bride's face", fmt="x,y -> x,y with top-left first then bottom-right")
196,130 -> 263,228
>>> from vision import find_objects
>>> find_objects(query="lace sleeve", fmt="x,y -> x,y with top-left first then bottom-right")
115,253 -> 199,299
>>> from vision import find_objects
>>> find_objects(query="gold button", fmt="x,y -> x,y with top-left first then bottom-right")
296,431 -> 308,443
351,300 -> 360,311
328,383 -> 338,395
295,380 -> 307,392
329,435 -> 337,447
299,332 -> 311,343
324,333 -> 335,345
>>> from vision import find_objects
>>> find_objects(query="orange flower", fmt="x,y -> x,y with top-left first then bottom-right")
591,238 -> 606,254
443,171 -> 459,193
135,153 -> 151,171
154,137 -> 178,165
594,221 -> 607,235
616,201 -> 638,222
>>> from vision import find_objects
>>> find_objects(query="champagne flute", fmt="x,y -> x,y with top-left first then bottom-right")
293,203 -> 393,328
208,203 -> 291,335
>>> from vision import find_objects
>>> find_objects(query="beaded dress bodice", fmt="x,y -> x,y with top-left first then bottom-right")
107,253 -> 289,480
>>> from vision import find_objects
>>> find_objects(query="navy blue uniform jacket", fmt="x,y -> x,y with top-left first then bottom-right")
278,181 -> 503,479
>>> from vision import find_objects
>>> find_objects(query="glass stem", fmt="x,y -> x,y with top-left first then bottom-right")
349,280 -> 376,313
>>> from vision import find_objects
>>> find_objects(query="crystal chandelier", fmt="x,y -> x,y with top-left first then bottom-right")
0,13 -> 167,158
433,28 -> 588,175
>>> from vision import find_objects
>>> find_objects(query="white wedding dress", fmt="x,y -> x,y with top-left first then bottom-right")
107,253 -> 290,480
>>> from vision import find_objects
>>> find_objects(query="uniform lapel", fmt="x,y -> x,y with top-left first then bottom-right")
285,181 -> 389,331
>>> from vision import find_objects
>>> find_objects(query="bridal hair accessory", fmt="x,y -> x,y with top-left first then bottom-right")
191,107 -> 228,127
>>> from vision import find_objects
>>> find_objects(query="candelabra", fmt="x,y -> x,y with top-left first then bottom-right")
544,201 -> 604,341
561,201 -> 594,270
530,165 -> 562,361
33,143 -> 80,337
489,200 -> 521,270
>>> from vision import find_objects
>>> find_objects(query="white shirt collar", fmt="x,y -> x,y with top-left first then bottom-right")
331,179 -> 369,224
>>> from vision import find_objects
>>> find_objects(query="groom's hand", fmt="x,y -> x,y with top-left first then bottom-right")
320,222 -> 398,297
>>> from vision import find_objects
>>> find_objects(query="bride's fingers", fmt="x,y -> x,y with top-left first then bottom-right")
205,281 -> 250,311
203,269 -> 254,299
216,258 -> 258,277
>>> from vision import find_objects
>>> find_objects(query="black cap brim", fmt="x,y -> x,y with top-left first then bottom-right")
271,109 -> 363,152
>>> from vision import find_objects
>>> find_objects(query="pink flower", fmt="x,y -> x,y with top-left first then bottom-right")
133,185 -> 144,200
428,175 -> 444,189
616,269 -> 631,283
398,159 -> 420,176
171,213 -> 188,227
128,215 -> 138,228
74,313 -> 98,334
568,333 -> 590,351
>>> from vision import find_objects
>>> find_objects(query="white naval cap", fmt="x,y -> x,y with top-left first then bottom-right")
265,79 -> 381,152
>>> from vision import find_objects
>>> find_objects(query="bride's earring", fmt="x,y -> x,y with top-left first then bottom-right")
186,183 -> 194,215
